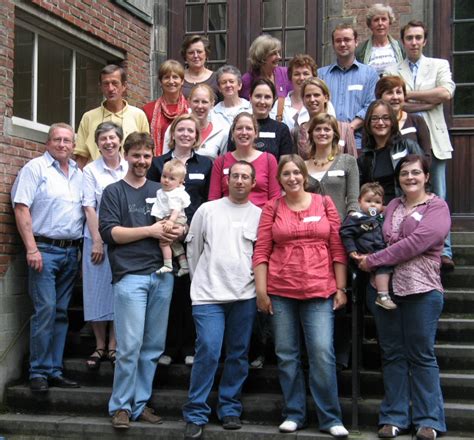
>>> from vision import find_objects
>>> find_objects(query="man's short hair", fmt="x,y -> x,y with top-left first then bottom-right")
229,160 -> 256,181
359,182 -> 385,200
123,132 -> 154,154
401,20 -> 428,40
331,23 -> 358,43
100,64 -> 126,84
162,158 -> 187,181
47,123 -> 74,142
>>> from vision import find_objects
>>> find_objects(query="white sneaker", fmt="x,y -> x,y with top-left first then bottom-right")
158,355 -> 172,366
328,425 -> 349,438
279,420 -> 298,433
184,355 -> 194,366
249,355 -> 265,369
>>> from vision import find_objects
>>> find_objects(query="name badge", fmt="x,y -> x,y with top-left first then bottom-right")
232,221 -> 243,227
348,84 -> 363,91
223,168 -> 229,175
259,132 -> 276,138
189,173 -> 205,180
328,170 -> 345,177
303,216 -> 321,223
411,212 -> 423,221
392,149 -> 408,160
145,197 -> 156,204
338,139 -> 346,147
400,127 -> 417,135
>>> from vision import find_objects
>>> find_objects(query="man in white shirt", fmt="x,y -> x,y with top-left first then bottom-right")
182,161 -> 262,439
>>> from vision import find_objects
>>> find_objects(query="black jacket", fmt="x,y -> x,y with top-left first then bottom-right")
340,211 -> 386,255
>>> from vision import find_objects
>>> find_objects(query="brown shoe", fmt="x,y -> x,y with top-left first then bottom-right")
416,427 -> 437,439
441,256 -> 455,271
138,406 -> 163,424
112,409 -> 130,429
378,424 -> 400,438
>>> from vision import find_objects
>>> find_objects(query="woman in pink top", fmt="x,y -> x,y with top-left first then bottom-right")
208,112 -> 280,208
355,154 -> 450,440
253,155 -> 349,438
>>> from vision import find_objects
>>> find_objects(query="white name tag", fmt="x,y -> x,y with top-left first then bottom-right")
259,132 -> 276,138
145,197 -> 156,204
392,149 -> 408,160
303,216 -> 321,223
328,170 -> 345,177
223,168 -> 229,175
400,127 -> 417,135
411,212 -> 423,221
338,139 -> 346,147
189,173 -> 205,180
348,84 -> 363,91
232,221 -> 243,227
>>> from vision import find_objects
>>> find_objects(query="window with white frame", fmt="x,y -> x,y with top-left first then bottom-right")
13,23 -> 106,131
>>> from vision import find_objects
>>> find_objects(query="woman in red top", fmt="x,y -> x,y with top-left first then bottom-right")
253,154 -> 349,438
208,112 -> 280,208
143,60 -> 189,156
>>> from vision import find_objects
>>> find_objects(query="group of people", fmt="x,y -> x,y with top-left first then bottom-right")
11,4 -> 454,440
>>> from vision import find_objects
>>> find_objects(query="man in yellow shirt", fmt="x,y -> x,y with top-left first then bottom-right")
74,64 -> 150,169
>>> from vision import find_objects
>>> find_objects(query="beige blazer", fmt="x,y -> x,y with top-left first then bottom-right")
387,56 -> 455,160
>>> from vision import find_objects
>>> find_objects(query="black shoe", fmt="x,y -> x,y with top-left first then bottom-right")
30,377 -> 48,393
222,416 -> 242,430
184,422 -> 203,439
48,375 -> 80,388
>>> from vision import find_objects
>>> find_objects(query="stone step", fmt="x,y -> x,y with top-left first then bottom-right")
441,267 -> 474,289
60,358 -> 474,401
452,232 -> 474,246
5,385 -> 474,432
443,289 -> 474,314
453,245 -> 474,265
362,341 -> 474,370
1,413 -> 473,440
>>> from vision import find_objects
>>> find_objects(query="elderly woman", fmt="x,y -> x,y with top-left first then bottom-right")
143,59 -> 189,156
355,154 -> 449,440
147,114 -> 213,366
375,75 -> 431,156
228,78 -> 293,161
358,100 -> 424,204
294,78 -> 356,159
209,112 -> 280,208
82,122 -> 128,369
355,3 -> 405,75
253,154 -> 349,438
211,65 -> 251,130
240,34 -> 293,100
163,84 -> 228,160
180,35 -> 221,101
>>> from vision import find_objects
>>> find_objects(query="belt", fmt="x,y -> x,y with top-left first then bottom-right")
35,236 -> 82,248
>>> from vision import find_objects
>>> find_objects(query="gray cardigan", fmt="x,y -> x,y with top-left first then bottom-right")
306,154 -> 360,220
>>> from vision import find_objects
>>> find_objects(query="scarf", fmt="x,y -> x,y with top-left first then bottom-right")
150,94 -> 189,156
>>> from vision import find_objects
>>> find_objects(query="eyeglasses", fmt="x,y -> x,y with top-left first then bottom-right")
399,169 -> 424,177
370,115 -> 391,123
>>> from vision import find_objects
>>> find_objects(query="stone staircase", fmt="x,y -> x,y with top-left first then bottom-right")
0,231 -> 473,439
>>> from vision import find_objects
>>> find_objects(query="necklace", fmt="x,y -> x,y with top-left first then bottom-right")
313,154 -> 334,167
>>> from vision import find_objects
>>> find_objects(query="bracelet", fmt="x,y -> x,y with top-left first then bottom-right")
337,287 -> 347,293
27,249 -> 39,255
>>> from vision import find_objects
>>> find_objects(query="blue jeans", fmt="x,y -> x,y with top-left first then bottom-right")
28,243 -> 79,379
430,157 -> 452,258
182,298 -> 256,425
270,295 -> 343,430
366,285 -> 446,432
109,272 -> 174,420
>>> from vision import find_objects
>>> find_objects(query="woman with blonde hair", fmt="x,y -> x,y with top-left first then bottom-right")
240,34 -> 293,100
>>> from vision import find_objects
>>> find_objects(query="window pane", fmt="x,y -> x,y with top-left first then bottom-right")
453,54 -> 474,83
285,29 -> 305,58
75,53 -> 103,131
454,0 -> 474,19
454,85 -> 474,116
186,0 -> 203,3
267,30 -> 282,44
286,0 -> 305,26
13,26 -> 34,120
208,4 -> 226,31
263,0 -> 282,28
187,5 -> 204,32
454,22 -> 474,51
208,33 -> 226,61
37,36 -> 71,126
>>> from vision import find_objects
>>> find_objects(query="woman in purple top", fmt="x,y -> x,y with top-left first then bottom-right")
240,35 -> 293,100
355,154 -> 450,440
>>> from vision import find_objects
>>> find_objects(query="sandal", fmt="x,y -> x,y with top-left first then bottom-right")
108,349 -> 116,367
86,348 -> 106,371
